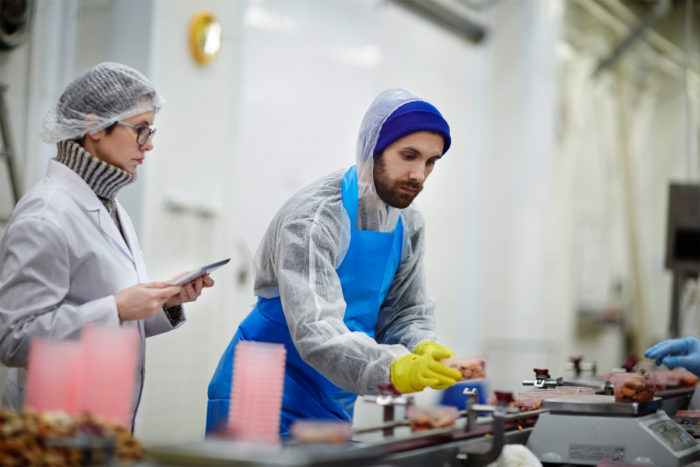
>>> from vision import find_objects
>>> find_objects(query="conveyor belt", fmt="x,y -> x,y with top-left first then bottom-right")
146,409 -> 542,466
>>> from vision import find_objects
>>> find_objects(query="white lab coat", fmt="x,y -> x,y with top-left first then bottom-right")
0,159 -> 182,424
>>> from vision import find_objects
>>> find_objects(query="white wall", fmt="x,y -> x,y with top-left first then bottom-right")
135,0 -> 243,443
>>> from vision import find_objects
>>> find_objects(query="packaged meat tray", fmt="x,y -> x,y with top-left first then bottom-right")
289,420 -> 353,444
406,405 -> 459,433
442,354 -> 487,381
610,372 -> 657,402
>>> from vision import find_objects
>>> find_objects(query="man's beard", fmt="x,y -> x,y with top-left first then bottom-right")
373,156 -> 423,209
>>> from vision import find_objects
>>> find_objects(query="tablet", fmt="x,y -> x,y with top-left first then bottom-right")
170,258 -> 230,286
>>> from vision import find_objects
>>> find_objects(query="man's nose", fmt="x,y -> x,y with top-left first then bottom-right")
408,162 -> 427,183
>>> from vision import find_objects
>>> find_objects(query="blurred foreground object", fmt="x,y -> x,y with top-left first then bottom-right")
406,405 -> 459,433
289,420 -> 353,444
80,326 -> 139,428
488,444 -> 542,467
24,326 -> 139,428
25,338 -> 82,416
227,341 -> 286,443
0,408 -> 143,465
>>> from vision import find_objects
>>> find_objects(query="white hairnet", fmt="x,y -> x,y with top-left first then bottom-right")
40,62 -> 165,144
355,88 -> 422,232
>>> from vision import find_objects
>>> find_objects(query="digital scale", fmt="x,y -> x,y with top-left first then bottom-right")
527,393 -> 700,465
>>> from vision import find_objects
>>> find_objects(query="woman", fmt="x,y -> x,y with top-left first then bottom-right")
0,62 -> 213,427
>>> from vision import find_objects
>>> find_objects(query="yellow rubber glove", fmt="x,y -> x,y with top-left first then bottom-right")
411,342 -> 461,390
390,347 -> 462,393
413,341 -> 454,358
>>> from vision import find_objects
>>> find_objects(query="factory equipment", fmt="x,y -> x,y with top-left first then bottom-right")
527,393 -> 700,466
146,389 -> 536,466
665,183 -> 700,337
567,355 -> 599,381
144,368 -> 700,466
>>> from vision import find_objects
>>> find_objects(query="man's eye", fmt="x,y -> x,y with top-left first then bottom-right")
404,153 -> 415,160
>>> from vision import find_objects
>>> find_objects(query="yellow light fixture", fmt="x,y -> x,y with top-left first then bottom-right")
189,11 -> 221,65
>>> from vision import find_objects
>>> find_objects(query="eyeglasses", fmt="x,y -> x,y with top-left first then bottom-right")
115,121 -> 157,145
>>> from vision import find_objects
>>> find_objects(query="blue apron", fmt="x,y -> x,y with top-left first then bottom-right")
206,166 -> 404,435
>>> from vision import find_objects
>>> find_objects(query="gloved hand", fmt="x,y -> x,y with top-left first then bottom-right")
644,336 -> 700,376
390,346 -> 462,393
413,341 -> 454,358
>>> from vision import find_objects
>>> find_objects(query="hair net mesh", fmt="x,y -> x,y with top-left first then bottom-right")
355,88 -> 422,232
40,62 -> 165,144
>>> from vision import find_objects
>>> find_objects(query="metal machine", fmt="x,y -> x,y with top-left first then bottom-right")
146,390 -> 537,466
665,183 -> 700,337
145,370 -> 700,466
527,393 -> 700,466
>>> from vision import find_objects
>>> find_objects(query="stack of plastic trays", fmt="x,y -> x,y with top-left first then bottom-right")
25,337 -> 82,415
80,325 -> 139,427
228,341 -> 286,443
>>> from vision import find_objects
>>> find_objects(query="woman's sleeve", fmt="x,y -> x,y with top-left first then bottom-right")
0,217 -> 119,367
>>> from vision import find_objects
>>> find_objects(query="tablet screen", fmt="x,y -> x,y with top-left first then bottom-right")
170,258 -> 230,285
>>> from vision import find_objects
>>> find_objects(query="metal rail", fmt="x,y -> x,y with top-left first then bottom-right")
0,83 -> 20,217
352,406 -> 548,439
350,406 -> 546,467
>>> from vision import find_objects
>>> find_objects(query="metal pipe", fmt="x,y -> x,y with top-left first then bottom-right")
572,0 -> 698,84
0,84 -> 20,204
392,0 -> 487,44
592,0 -> 671,77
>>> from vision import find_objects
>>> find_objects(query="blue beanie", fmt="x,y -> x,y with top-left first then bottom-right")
374,100 -> 451,156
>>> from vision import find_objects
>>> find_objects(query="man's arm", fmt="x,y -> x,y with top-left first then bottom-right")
374,209 -> 439,350
275,210 -> 410,396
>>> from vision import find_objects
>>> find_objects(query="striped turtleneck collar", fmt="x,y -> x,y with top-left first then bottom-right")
55,140 -> 136,200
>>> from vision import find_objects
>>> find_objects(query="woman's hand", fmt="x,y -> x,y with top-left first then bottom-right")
164,274 -> 215,308
115,282 -> 181,322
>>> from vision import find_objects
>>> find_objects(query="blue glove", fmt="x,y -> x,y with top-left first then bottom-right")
644,336 -> 700,376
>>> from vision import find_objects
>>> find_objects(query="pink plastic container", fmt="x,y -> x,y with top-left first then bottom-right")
25,337 -> 82,415
228,341 -> 286,443
80,325 -> 139,427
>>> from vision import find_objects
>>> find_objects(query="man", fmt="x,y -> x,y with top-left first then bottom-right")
207,88 -> 461,434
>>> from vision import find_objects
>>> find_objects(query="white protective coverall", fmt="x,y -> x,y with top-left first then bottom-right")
249,88 -> 440,395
